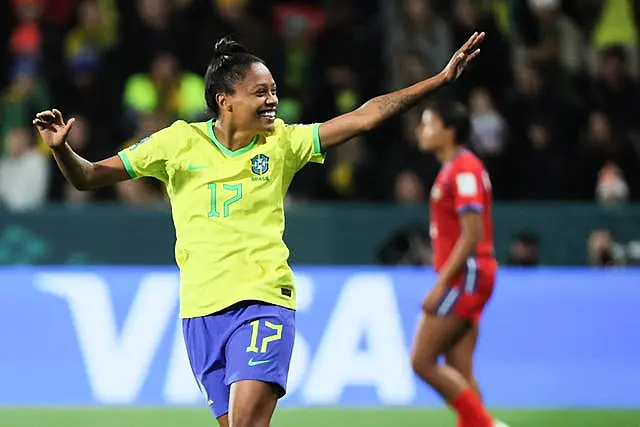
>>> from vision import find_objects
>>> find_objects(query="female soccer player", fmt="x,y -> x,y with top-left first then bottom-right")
412,101 -> 506,427
33,32 -> 484,427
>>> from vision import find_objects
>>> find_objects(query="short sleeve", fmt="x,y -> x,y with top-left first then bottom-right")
452,168 -> 485,215
117,124 -> 175,182
284,123 -> 325,171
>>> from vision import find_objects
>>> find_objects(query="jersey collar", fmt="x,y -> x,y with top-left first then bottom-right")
207,119 -> 260,157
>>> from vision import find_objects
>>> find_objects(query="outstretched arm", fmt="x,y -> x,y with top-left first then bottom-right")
33,109 -> 130,190
318,31 -> 484,151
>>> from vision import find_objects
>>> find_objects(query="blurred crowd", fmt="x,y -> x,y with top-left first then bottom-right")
1,0 -> 640,211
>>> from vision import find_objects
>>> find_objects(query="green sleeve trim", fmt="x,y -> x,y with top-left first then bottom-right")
118,151 -> 137,178
312,123 -> 322,154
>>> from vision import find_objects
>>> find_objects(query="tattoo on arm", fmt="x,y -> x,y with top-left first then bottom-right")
370,75 -> 446,121
319,74 -> 446,149
375,92 -> 417,118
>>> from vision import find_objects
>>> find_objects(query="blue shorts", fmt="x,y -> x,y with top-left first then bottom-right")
182,301 -> 295,418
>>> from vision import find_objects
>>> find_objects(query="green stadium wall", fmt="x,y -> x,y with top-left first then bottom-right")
0,203 -> 638,265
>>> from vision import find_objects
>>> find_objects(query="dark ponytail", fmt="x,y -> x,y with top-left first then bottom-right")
204,37 -> 265,117
213,37 -> 247,59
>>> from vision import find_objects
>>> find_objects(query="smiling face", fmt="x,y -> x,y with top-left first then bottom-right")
216,62 -> 279,133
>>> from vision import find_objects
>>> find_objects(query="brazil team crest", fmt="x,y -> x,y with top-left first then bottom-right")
250,154 -> 269,176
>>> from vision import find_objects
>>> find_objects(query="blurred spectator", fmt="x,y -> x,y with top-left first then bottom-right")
311,0 -> 379,123
469,87 -> 507,158
289,135 -> 373,202
449,0 -> 512,102
391,50 -> 449,107
572,111 -> 639,201
587,228 -> 625,266
0,0 -> 639,205
394,170 -> 426,204
386,107 -> 442,203
214,0 -> 268,57
64,0 -> 118,64
9,0 -> 45,60
0,58 -> 50,143
590,0 -> 638,76
177,0 -> 271,75
324,136 -> 365,200
505,60 -> 571,143
277,5 -> 319,94
590,46 -> 640,132
121,111 -> 170,148
595,162 -> 629,206
9,0 -> 64,86
387,0 -> 452,89
0,127 -> 48,211
526,0 -> 586,75
509,118 -> 567,200
624,240 -> 640,266
377,224 -> 432,266
123,52 -> 206,123
58,46 -> 113,133
468,87 -> 508,197
119,0 -> 182,75
270,4 -> 325,123
508,232 -> 540,266
586,229 -> 640,266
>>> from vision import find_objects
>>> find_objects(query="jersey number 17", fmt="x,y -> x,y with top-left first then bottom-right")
208,183 -> 243,218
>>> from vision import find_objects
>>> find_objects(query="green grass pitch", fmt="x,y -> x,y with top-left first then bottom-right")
0,408 -> 638,427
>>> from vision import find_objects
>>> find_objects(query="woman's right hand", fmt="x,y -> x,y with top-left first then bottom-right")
33,109 -> 76,149
440,31 -> 485,83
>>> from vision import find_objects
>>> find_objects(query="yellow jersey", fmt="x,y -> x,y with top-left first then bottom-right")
117,118 -> 324,318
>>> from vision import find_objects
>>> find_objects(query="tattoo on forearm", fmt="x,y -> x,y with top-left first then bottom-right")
375,92 -> 417,117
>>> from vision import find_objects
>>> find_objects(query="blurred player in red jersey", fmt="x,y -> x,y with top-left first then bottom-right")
411,101 -> 507,427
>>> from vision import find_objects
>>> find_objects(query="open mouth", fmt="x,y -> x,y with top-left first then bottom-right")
258,110 -> 276,120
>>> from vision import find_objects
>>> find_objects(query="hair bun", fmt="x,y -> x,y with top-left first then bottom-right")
213,37 -> 247,60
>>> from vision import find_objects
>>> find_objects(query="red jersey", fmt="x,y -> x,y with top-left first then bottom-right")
429,149 -> 495,271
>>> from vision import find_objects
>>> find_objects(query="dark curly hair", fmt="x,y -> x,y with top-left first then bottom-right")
204,37 -> 266,117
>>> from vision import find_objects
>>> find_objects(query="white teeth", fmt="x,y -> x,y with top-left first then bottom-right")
260,111 -> 276,119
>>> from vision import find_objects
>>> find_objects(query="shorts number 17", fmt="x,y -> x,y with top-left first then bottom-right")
246,320 -> 282,353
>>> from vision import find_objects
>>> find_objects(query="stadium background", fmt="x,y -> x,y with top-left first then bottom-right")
1,0 -> 640,426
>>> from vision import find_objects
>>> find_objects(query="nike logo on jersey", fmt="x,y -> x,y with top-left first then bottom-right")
248,358 -> 272,367
187,164 -> 209,171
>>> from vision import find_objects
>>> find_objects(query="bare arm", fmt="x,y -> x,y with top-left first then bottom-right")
34,109 -> 130,190
319,74 -> 447,149
435,212 -> 483,286
318,31 -> 484,151
51,145 -> 129,190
